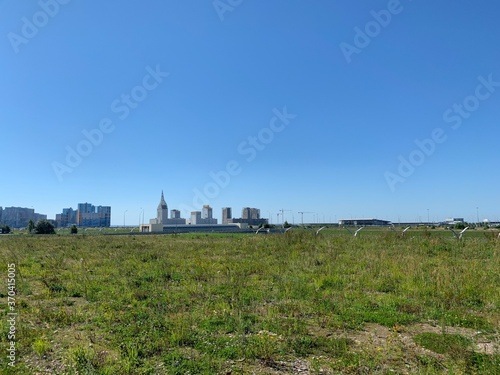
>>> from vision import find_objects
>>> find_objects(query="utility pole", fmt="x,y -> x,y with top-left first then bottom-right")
298,211 -> 313,225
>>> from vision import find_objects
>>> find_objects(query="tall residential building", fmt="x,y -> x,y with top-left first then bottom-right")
97,206 -> 111,227
242,207 -> 260,220
78,203 -> 95,214
222,207 -> 232,224
192,207 -> 217,225
226,207 -> 267,227
157,191 -> 169,224
202,205 -> 213,219
170,209 -> 181,219
191,211 -> 202,225
0,207 -> 47,228
77,203 -> 111,227
55,208 -> 77,228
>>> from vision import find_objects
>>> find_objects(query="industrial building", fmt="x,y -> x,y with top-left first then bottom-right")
338,218 -> 391,226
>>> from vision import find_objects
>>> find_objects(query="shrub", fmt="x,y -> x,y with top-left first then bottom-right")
35,220 -> 56,234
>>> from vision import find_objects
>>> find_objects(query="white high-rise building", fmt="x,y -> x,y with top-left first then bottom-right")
202,205 -> 213,219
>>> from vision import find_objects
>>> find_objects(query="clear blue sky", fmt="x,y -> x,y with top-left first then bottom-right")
1,0 -> 499,225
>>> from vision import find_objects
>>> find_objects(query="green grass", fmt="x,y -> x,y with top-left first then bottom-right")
414,332 -> 472,355
0,229 -> 499,374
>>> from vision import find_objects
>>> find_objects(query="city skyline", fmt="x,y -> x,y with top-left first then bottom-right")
1,1 -> 499,226
0,190 -> 496,228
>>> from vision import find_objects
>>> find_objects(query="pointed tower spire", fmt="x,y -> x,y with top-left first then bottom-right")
158,190 -> 167,209
157,190 -> 168,224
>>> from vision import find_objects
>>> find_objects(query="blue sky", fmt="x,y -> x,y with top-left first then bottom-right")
1,0 -> 499,225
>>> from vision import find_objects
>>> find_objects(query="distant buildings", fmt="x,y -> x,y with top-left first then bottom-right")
149,191 -> 186,226
0,207 -> 47,228
171,209 -> 181,219
192,205 -> 217,225
202,205 -> 212,220
55,204 -> 111,228
222,207 -> 232,224
190,211 -> 202,225
76,203 -> 111,227
338,218 -> 391,226
225,207 -> 268,226
242,207 -> 260,220
189,205 -> 219,225
443,218 -> 465,225
55,208 -> 77,227
155,192 -> 169,224
140,192 -> 272,233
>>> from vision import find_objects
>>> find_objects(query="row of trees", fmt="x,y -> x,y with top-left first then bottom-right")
1,220 -> 79,235
27,220 -> 77,234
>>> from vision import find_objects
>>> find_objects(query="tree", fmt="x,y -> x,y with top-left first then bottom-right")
35,220 -> 56,235
28,219 -> 35,233
0,225 -> 11,234
70,225 -> 78,234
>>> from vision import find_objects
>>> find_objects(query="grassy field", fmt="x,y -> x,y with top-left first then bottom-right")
0,228 -> 499,374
